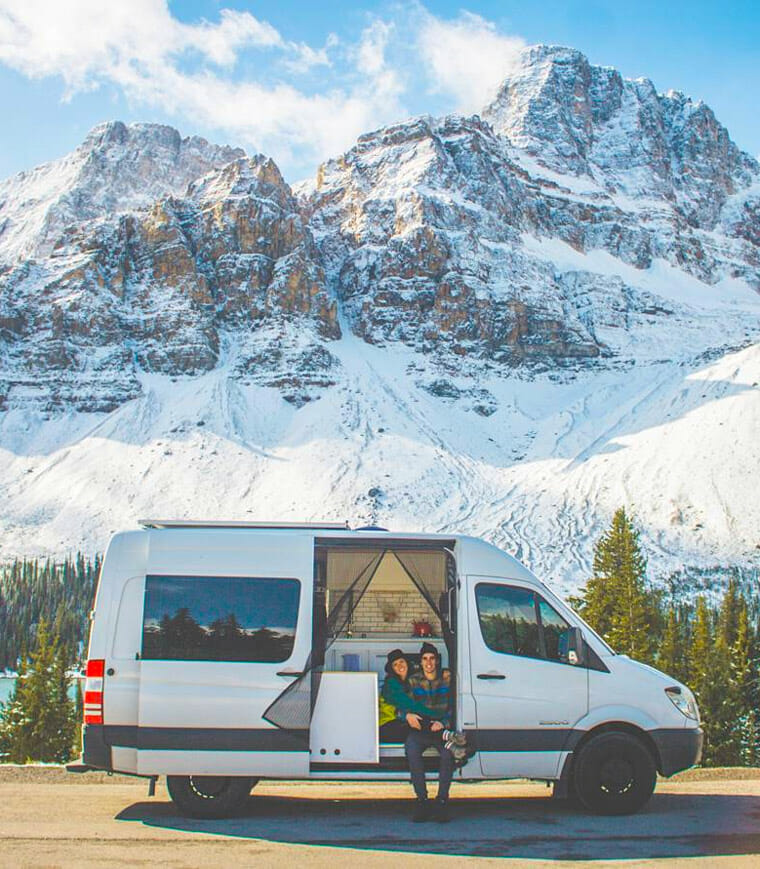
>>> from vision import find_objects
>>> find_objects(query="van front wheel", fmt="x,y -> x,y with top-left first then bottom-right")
573,731 -> 656,815
166,775 -> 257,818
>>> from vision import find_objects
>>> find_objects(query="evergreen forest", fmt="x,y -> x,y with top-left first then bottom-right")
0,554 -> 100,670
571,508 -> 760,767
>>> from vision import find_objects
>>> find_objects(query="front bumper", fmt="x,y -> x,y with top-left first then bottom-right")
650,727 -> 703,776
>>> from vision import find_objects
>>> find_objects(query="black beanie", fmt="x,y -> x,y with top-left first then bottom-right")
385,648 -> 408,675
420,641 -> 439,660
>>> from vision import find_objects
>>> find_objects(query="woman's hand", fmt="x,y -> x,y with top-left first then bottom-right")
406,713 -> 422,730
430,720 -> 443,732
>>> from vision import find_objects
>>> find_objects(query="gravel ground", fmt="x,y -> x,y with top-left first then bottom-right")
2,766 -> 760,867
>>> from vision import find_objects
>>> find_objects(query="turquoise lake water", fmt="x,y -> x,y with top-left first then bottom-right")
0,677 -> 81,713
0,678 -> 14,705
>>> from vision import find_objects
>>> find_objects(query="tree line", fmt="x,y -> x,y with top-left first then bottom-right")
0,554 -> 100,671
571,507 -> 760,767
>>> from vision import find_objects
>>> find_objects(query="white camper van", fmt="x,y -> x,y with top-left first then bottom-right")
71,521 -> 702,818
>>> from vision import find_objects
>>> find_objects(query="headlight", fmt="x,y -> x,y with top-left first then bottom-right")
665,687 -> 699,720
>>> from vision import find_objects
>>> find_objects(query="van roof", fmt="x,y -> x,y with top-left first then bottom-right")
137,520 -> 461,544
139,519 -> 351,530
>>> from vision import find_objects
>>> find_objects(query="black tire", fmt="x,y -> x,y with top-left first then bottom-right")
166,775 -> 257,819
572,731 -> 656,815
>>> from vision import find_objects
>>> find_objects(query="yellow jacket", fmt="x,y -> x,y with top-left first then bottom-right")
378,693 -> 398,727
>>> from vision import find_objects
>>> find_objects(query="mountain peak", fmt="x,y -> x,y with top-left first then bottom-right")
482,46 -> 757,223
0,121 -> 245,264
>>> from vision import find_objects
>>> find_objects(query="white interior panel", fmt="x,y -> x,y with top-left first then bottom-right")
310,672 -> 378,763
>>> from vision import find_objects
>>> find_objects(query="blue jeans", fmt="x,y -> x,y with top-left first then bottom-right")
405,729 -> 455,801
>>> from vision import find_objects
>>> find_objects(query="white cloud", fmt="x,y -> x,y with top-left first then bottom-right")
0,1 -> 526,177
417,10 -> 526,111
182,9 -> 284,67
353,19 -> 405,107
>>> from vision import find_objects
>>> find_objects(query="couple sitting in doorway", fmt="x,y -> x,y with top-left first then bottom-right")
378,643 -> 467,822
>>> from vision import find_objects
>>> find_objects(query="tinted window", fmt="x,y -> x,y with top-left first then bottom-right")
142,575 -> 300,662
475,585 -> 540,658
476,584 -> 575,666
538,598 -> 571,663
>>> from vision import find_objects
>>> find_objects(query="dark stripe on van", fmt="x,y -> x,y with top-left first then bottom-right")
468,729 -> 583,752
103,725 -> 309,752
103,725 -> 581,754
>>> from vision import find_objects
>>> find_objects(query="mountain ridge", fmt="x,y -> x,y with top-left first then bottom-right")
0,44 -> 758,592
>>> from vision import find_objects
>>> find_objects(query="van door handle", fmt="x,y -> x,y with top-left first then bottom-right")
477,672 -> 506,680
277,670 -> 304,677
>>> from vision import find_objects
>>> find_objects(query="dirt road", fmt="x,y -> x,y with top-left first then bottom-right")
2,767 -> 760,867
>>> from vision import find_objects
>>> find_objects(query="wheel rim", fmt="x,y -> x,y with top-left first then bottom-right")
598,757 -> 635,794
188,776 -> 229,800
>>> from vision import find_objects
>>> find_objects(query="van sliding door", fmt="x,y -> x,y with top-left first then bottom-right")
135,532 -> 313,777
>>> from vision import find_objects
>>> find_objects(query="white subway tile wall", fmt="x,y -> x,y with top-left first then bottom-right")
346,590 -> 441,636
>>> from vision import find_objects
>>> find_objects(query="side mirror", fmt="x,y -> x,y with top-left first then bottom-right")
566,626 -> 586,667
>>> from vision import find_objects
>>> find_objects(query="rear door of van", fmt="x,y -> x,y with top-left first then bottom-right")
135,530 -> 313,777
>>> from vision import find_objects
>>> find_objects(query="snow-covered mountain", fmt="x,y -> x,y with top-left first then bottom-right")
1,45 -> 758,594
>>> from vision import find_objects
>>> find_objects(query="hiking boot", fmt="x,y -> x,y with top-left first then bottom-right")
412,798 -> 429,822
450,744 -> 468,762
433,798 -> 451,823
442,729 -> 467,747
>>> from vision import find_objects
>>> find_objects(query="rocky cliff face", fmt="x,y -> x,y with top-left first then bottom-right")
0,126 -> 339,412
2,49 -> 758,415
304,46 -> 758,373
309,113 -> 613,367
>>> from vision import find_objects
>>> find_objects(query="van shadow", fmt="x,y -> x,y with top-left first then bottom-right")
116,791 -> 760,861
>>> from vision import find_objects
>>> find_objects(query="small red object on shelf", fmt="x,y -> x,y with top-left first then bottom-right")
412,620 -> 433,637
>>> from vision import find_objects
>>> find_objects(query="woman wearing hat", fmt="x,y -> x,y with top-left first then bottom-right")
378,649 -> 419,742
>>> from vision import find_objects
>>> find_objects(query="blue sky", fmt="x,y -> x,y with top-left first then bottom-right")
0,1 -> 757,183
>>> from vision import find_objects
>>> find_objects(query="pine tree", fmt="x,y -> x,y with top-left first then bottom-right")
0,651 -> 27,761
688,598 -> 741,765
658,604 -> 685,682
731,598 -> 759,765
718,579 -> 740,649
575,508 -> 657,663
0,620 -> 76,763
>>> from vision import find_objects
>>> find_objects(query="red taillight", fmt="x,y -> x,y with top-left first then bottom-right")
86,659 -> 105,678
84,658 -> 105,724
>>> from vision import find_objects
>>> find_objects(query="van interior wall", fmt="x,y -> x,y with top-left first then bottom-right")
349,590 -> 441,637
324,549 -> 446,639
317,546 -> 454,687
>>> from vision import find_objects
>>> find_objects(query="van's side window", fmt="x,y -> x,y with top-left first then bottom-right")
142,575 -> 300,663
475,585 -> 540,658
475,584 -> 573,665
537,598 -> 572,663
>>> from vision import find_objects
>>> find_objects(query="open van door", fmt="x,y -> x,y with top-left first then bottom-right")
465,575 -> 588,779
135,532 -> 314,777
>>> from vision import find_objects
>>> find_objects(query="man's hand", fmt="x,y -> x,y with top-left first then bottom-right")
430,720 -> 443,732
406,713 -> 422,730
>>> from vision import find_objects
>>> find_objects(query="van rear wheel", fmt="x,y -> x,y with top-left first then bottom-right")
573,731 -> 656,815
166,775 -> 257,818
